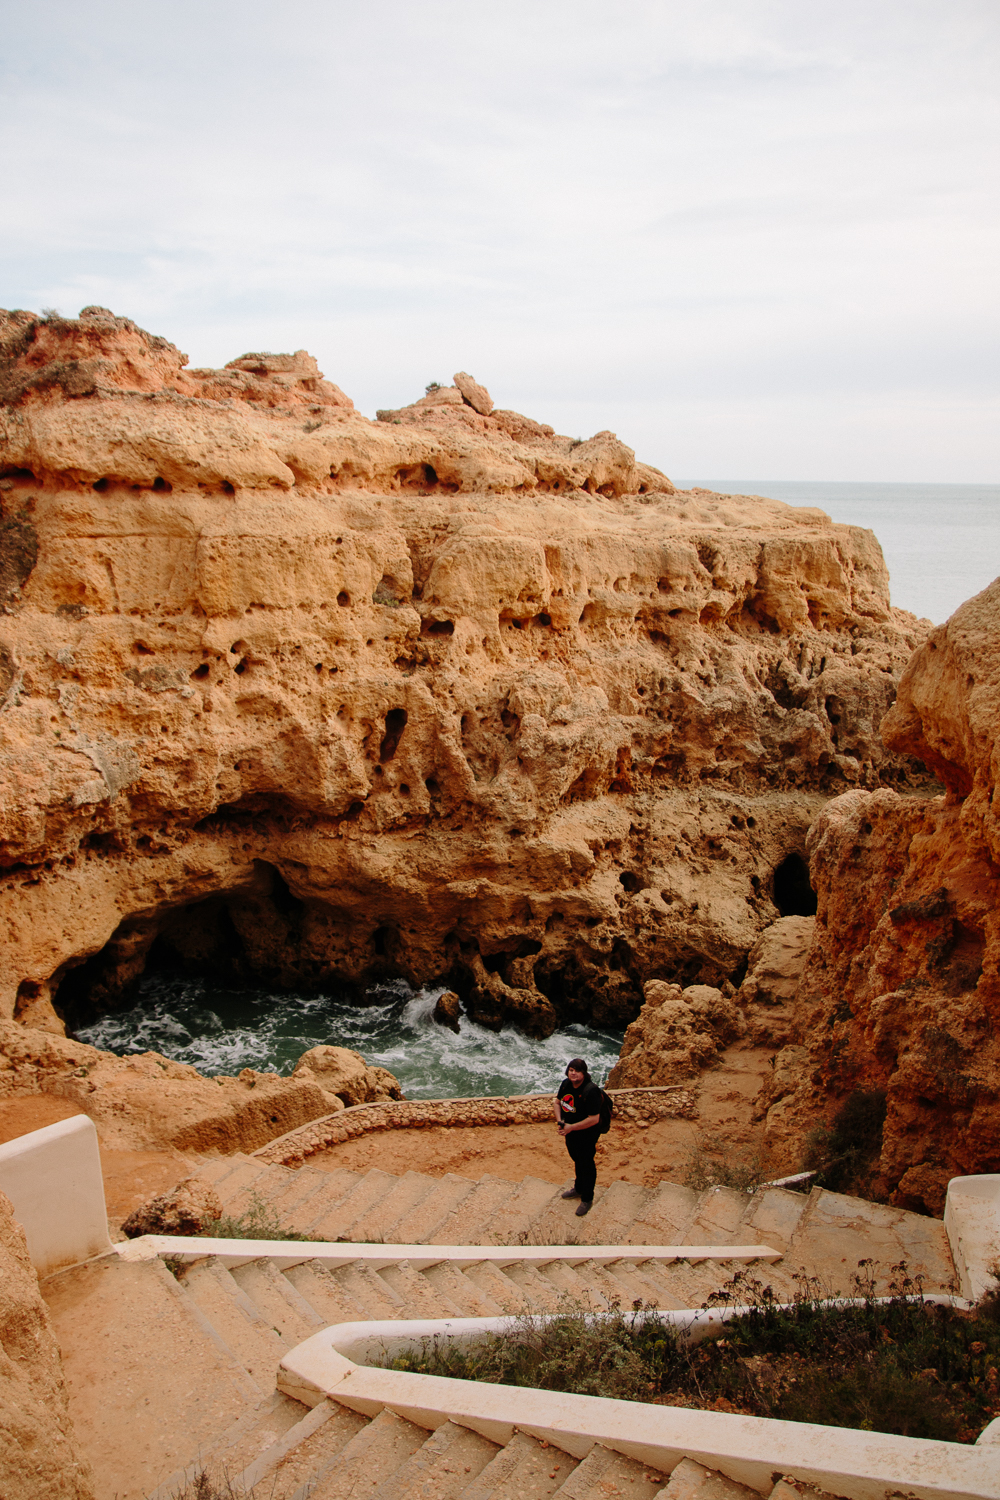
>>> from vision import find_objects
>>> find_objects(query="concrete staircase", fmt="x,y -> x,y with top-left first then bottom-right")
41,1159 -> 959,1500
193,1152 -> 957,1301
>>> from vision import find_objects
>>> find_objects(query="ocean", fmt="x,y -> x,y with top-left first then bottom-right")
680,481 -> 1000,626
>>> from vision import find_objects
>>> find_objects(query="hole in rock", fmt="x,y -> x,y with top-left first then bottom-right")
337,591 -> 350,607
92,477 -> 109,492
191,663 -> 210,680
379,707 -> 408,762
234,659 -> 248,675
772,852 -> 817,917
424,618 -> 454,636
619,871 -> 642,893
152,476 -> 171,492
425,776 -> 440,795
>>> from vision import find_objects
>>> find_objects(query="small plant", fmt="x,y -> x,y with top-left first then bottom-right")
684,1145 -> 765,1193
373,583 -> 402,607
158,1470 -> 246,1499
198,1191 -> 316,1242
425,381 -> 442,394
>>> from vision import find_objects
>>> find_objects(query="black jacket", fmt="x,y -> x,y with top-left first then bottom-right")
556,1076 -> 602,1129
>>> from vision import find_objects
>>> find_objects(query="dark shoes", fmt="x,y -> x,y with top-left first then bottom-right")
561,1189 -> 581,1200
575,1200 -> 593,1216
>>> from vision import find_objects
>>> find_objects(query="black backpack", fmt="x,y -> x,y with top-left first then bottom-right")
597,1088 -> 614,1135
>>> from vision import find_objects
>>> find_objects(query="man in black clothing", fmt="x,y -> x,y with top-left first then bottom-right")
554,1056 -> 602,1216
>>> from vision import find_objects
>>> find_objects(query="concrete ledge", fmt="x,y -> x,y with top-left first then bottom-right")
277,1321 -> 1000,1500
115,1235 -> 782,1270
945,1175 -> 1000,1302
0,1116 -> 112,1276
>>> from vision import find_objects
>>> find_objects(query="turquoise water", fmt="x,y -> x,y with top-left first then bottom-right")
680,481 -> 1000,625
76,972 -> 625,1097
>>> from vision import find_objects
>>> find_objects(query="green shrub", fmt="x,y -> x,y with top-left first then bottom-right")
378,1262 -> 1000,1442
198,1191 -> 316,1242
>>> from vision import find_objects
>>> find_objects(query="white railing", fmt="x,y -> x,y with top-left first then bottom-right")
0,1116 -> 111,1277
276,1316 -> 1000,1500
945,1175 -> 1000,1302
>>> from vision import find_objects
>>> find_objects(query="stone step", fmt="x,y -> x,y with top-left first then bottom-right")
536,1259 -> 609,1311
222,1161 -> 300,1219
206,1156 -> 278,1215
292,1406 -> 430,1500
784,1187 -> 955,1295
658,1456 -> 759,1499
427,1174 -> 521,1244
238,1398 -> 370,1500
422,1261 -> 506,1317
193,1151 -> 260,1190
230,1258 -> 324,1347
380,1258 -> 462,1318
552,1443 -> 664,1500
346,1169 -> 441,1243
476,1175 -> 566,1244
571,1180 -> 651,1246
265,1166 -> 344,1231
283,1258 -> 371,1324
333,1260 -> 407,1320
377,1171 -> 472,1243
737,1186 -> 810,1254
464,1260 -> 535,1313
303,1168 -> 402,1241
146,1392 -> 309,1500
43,1254 -> 261,1500
460,1429 -> 579,1500
180,1257 -> 287,1385
681,1187 -> 752,1245
625,1181 -> 700,1243
372,1417 -> 499,1500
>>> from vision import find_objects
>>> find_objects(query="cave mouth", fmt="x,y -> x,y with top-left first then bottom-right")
773,852 -> 817,917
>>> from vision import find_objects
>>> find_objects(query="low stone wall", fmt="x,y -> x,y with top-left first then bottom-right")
254,1087 -> 698,1167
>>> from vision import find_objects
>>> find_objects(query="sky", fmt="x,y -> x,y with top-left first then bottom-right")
1,0 -> 998,481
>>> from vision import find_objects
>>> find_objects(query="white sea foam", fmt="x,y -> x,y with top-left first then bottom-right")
76,971 -> 625,1097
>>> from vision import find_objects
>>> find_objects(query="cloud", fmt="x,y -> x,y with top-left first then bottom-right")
1,0 -> 997,478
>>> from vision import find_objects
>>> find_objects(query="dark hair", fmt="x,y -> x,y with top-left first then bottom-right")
566,1057 -> 589,1077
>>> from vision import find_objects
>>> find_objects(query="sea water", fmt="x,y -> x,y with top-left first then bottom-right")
681,480 -> 1000,626
75,972 -> 625,1097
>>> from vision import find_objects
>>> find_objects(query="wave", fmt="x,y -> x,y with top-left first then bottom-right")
75,972 -> 625,1097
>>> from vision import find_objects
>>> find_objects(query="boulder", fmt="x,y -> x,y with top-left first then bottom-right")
292,1045 -> 404,1106
737,915 -> 815,1046
453,370 -> 493,415
432,989 -> 462,1032
120,1178 -> 222,1238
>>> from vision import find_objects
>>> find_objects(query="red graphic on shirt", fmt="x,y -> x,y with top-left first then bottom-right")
560,1092 -> 576,1114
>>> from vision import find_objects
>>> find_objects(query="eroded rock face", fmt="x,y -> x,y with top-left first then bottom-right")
292,1044 -> 404,1106
607,978 -> 745,1085
0,308 -> 930,1050
0,1190 -> 95,1500
765,579 -> 1000,1211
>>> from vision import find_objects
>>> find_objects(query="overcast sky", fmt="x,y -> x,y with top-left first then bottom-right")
1,1 -> 997,481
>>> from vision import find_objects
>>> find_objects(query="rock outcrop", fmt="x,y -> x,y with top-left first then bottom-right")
608,978 -> 745,1085
0,1018 -> 363,1153
763,579 -> 1000,1210
0,306 -> 931,1064
0,1191 -> 95,1500
291,1044 -> 404,1106
120,1177 -> 222,1237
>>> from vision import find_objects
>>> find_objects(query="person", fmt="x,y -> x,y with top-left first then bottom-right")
554,1056 -> 603,1216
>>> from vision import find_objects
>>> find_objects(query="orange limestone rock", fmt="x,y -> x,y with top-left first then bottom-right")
766,578 -> 1000,1209
0,1190 -> 95,1499
0,307 -> 931,1089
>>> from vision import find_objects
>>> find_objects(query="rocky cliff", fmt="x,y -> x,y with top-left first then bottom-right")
763,579 -> 1000,1210
0,1191 -> 94,1500
0,307 -> 930,1060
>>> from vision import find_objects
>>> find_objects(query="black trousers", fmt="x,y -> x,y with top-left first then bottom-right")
565,1127 -> 599,1202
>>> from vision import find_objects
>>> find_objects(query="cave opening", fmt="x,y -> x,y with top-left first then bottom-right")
772,852 -> 817,917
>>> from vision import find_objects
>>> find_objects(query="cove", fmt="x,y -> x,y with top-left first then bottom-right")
74,972 -> 625,1100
